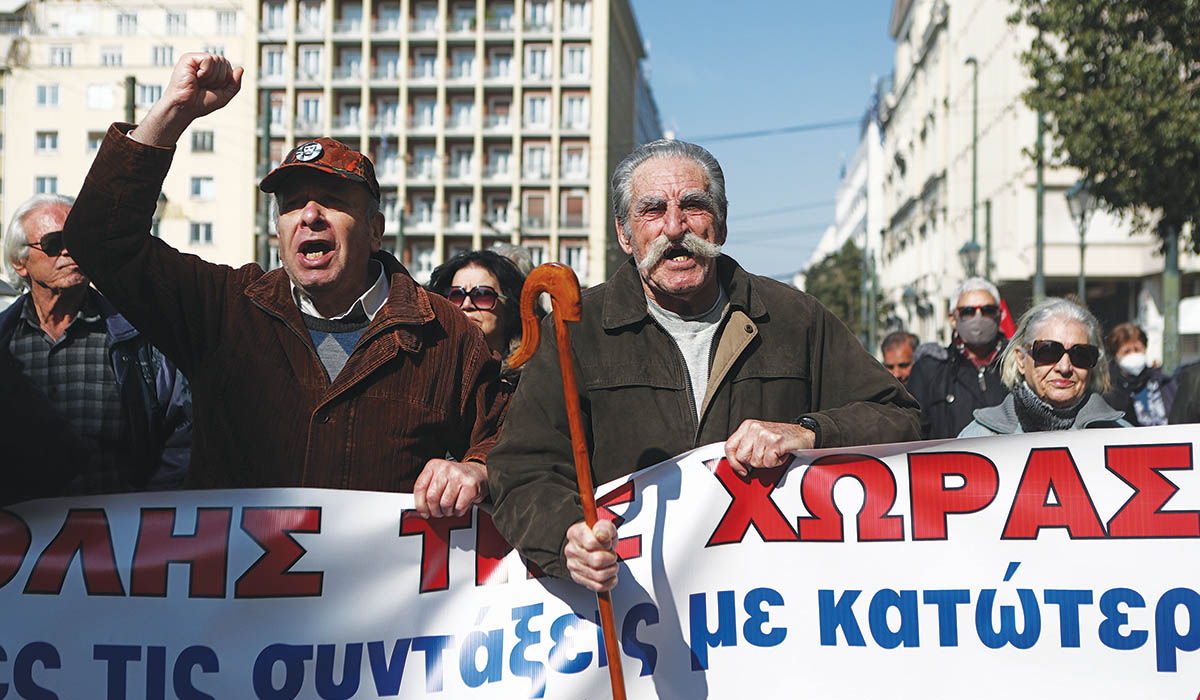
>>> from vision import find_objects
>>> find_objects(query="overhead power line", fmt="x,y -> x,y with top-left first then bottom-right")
730,200 -> 835,222
686,118 -> 861,143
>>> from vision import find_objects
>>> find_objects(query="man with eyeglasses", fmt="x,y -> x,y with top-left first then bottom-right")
906,277 -> 1010,439
0,193 -> 192,501
59,53 -> 507,517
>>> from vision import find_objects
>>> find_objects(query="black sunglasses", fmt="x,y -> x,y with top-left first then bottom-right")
1026,339 -> 1100,369
446,285 -> 503,310
25,230 -> 66,257
956,304 -> 1001,319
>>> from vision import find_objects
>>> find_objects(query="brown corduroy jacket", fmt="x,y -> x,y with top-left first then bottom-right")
62,124 -> 508,491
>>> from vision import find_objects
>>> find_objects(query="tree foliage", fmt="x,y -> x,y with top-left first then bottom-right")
1013,0 -> 1200,251
805,240 -> 865,337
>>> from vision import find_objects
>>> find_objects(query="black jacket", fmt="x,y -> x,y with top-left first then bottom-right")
906,337 -> 1008,439
1170,362 -> 1200,424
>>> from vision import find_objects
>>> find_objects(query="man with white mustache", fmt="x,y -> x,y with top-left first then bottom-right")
487,139 -> 921,592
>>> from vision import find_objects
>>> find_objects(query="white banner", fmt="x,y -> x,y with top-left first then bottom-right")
2,425 -> 1200,698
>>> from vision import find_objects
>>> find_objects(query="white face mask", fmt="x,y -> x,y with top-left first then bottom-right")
1118,352 -> 1148,376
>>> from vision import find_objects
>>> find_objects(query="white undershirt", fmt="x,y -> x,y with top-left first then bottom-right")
290,260 -> 389,321
645,288 -> 729,418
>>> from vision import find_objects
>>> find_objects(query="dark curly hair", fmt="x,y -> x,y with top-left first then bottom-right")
427,249 -> 526,355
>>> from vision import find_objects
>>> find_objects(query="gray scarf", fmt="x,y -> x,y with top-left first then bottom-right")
1013,380 -> 1086,432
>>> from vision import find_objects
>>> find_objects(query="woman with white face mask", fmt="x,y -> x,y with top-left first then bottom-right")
1102,322 -> 1177,426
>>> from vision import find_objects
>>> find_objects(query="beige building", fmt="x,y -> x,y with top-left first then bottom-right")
253,0 -> 660,285
1,0 -> 258,267
879,0 -> 1200,364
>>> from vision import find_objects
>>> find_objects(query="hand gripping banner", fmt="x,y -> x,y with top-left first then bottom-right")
2,424 -> 1199,698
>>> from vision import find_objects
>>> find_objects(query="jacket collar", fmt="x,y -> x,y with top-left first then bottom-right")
601,254 -> 767,331
972,391 -> 1125,433
0,291 -> 134,343
245,251 -> 435,353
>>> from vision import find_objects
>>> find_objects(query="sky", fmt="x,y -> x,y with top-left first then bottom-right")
629,1 -> 897,280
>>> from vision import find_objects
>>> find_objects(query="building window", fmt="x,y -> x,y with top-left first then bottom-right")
216,9 -> 237,34
49,46 -> 71,67
35,176 -> 58,194
523,192 -> 547,228
411,243 -> 435,284
153,45 -> 174,66
450,48 -> 475,79
35,131 -> 58,153
563,94 -> 588,129
449,146 -> 473,178
189,222 -> 213,244
138,84 -> 163,107
561,191 -> 587,227
524,0 -> 550,30
524,45 -> 550,79
561,242 -> 587,278
523,143 -> 549,178
451,4 -> 475,31
486,145 -> 510,177
203,44 -> 225,57
487,2 -> 512,30
262,2 -> 285,30
486,196 -> 510,229
562,143 -> 587,178
298,46 -> 322,79
191,130 -> 215,152
87,84 -> 114,110
166,11 -> 186,34
450,99 -> 474,129
262,46 -> 285,77
413,50 -> 436,79
412,147 -> 436,178
563,45 -> 589,78
101,47 -> 123,66
190,176 -> 215,199
450,195 -> 472,226
412,196 -> 434,224
486,97 -> 510,128
87,131 -> 105,153
412,98 -> 436,127
487,48 -> 511,79
563,0 -> 589,30
117,12 -> 137,34
413,3 -> 437,32
36,84 -> 59,107
524,95 -> 549,127
298,1 -> 322,32
298,95 -> 322,127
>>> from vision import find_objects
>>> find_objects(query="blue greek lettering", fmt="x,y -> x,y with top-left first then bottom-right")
14,642 -> 59,700
252,644 -> 312,700
174,646 -> 218,700
548,614 -> 592,674
0,644 -> 7,698
365,639 -> 411,695
922,590 -> 970,647
95,644 -> 140,699
147,646 -> 166,700
743,588 -> 786,648
689,590 -> 737,670
868,589 -> 919,648
315,643 -> 361,699
411,636 -> 453,693
975,589 -> 1041,649
1098,588 -> 1147,650
818,589 -> 865,647
510,603 -> 547,698
459,630 -> 503,687
622,603 -> 659,676
1043,590 -> 1092,647
1154,588 -> 1200,672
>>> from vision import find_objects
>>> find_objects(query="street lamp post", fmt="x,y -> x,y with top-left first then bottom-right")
1065,178 -> 1097,303
965,57 -> 979,244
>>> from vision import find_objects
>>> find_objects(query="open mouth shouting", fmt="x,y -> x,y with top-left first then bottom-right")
298,239 -> 335,267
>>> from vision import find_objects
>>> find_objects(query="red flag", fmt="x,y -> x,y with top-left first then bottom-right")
999,298 -> 1017,338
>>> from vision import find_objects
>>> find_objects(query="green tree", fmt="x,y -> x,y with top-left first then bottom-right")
1013,0 -> 1200,369
805,240 -> 865,338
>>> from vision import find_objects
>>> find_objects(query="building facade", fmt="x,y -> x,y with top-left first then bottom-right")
878,0 -> 1200,364
252,0 -> 660,285
1,0 -> 258,267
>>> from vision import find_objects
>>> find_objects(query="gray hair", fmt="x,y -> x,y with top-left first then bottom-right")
611,139 -> 728,239
951,277 -> 1000,306
880,330 -> 919,355
999,297 -> 1110,394
2,193 -> 76,292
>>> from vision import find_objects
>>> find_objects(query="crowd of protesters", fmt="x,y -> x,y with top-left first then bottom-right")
2,52 -> 1199,592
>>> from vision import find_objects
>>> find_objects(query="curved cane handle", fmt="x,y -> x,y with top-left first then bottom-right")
507,263 -> 581,368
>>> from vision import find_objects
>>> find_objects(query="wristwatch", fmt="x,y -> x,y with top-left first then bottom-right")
797,415 -> 822,449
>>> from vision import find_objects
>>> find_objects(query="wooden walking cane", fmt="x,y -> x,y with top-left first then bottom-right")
508,263 -> 628,700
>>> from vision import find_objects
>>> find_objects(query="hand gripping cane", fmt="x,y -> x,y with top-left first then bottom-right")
508,263 -> 628,700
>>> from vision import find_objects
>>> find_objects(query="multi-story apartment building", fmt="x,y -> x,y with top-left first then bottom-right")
878,0 -> 1200,363
254,0 -> 660,285
0,0 -> 258,267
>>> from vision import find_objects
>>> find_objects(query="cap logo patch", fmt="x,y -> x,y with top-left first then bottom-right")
294,142 -> 323,162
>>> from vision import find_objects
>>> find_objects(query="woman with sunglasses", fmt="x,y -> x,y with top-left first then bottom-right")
428,250 -> 526,380
959,298 -> 1129,436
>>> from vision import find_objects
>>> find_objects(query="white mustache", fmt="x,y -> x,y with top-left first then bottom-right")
636,233 -> 722,272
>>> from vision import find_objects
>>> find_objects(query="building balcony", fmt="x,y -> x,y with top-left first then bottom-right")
408,69 -> 439,85
373,18 -> 402,36
484,165 -> 511,180
560,119 -> 589,134
407,168 -> 437,183
332,113 -> 361,133
446,118 -> 475,133
561,22 -> 590,38
483,115 -> 512,132
372,65 -> 402,83
523,20 -> 551,34
407,119 -> 437,134
294,118 -> 323,135
259,71 -> 286,87
522,215 -> 549,231
404,217 -> 437,234
409,20 -> 437,37
332,18 -> 361,36
296,22 -> 324,39
560,168 -> 587,183
522,168 -> 550,182
447,18 -> 476,35
484,17 -> 514,33
332,65 -> 362,83
372,116 -> 401,133
295,68 -> 325,84
446,166 -> 474,182
560,214 -> 588,229
376,165 -> 403,186
484,69 -> 512,84
258,23 -> 288,40
446,69 -> 476,84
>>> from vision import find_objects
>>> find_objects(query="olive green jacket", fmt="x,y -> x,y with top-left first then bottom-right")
487,256 -> 921,578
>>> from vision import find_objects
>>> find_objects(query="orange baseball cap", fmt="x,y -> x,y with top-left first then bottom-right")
259,138 -> 380,201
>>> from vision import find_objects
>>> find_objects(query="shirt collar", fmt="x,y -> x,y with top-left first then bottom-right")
290,260 -> 390,321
